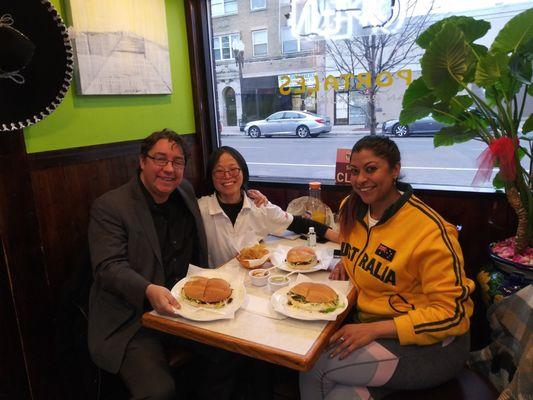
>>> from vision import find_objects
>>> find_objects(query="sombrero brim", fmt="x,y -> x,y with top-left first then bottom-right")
0,0 -> 73,132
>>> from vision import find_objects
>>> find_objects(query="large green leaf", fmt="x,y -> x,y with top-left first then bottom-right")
401,78 -> 431,107
475,53 -> 509,88
509,38 -> 533,84
417,16 -> 490,49
421,23 -> 474,101
433,125 -> 480,147
491,8 -> 533,54
432,97 -> 474,124
523,114 -> 533,133
399,97 -> 434,124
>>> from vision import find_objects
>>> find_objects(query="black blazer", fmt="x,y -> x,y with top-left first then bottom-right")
87,177 -> 208,373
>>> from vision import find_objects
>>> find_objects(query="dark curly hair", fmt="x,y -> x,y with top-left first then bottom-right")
139,128 -> 190,163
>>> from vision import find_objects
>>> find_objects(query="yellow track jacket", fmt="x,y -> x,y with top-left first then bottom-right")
340,183 -> 475,346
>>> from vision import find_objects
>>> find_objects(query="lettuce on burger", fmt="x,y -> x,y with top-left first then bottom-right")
285,246 -> 318,270
287,282 -> 341,313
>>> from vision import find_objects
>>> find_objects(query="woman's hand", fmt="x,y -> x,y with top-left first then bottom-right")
329,260 -> 348,280
145,284 -> 180,316
247,189 -> 268,207
328,320 -> 397,360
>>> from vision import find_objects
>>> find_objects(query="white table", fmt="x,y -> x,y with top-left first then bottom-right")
142,236 -> 355,371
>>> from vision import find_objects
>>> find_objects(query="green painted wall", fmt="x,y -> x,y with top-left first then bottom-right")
24,0 -> 195,153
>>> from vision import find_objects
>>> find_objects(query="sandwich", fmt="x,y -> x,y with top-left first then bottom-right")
285,246 -> 318,270
181,276 -> 233,309
286,282 -> 341,313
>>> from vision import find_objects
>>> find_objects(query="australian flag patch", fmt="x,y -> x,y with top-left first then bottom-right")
375,243 -> 396,262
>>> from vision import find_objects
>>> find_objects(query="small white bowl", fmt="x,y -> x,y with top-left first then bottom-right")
268,274 -> 291,292
249,269 -> 270,286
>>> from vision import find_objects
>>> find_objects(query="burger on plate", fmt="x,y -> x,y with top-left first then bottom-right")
181,276 -> 233,309
285,246 -> 318,270
286,282 -> 340,313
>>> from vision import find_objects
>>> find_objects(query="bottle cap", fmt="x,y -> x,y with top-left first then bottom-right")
309,181 -> 321,189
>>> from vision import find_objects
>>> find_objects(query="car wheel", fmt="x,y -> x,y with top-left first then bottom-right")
248,126 -> 261,138
393,123 -> 409,137
296,125 -> 310,138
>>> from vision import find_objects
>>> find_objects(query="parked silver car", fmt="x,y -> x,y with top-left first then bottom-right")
245,111 -> 331,138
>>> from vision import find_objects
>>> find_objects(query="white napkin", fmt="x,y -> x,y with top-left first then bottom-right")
270,245 -> 334,270
242,293 -> 287,320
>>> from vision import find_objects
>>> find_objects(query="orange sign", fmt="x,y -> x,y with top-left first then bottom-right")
335,148 -> 352,185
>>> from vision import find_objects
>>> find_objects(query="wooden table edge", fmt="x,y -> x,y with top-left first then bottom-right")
142,286 -> 356,372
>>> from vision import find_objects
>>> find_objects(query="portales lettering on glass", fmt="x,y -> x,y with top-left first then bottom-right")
278,69 -> 412,95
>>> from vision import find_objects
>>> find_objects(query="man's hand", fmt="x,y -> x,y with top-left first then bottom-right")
247,189 -> 268,207
329,260 -> 348,280
145,284 -> 180,316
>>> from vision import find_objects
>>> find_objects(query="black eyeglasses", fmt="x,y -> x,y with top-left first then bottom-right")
213,167 -> 242,178
146,155 -> 186,169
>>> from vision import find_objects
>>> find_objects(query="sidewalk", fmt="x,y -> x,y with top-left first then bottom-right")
220,125 -> 371,136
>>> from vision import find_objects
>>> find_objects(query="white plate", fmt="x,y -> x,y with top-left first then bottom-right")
171,272 -> 246,321
270,245 -> 333,273
276,260 -> 325,273
270,283 -> 348,321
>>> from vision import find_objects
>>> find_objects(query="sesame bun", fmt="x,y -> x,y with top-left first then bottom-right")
181,277 -> 232,308
286,246 -> 318,270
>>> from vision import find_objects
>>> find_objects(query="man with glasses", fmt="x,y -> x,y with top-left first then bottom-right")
88,129 -> 236,399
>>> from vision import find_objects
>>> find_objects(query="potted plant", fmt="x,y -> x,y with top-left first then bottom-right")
399,8 -> 533,302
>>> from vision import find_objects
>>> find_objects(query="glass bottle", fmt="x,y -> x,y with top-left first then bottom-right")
306,181 -> 327,224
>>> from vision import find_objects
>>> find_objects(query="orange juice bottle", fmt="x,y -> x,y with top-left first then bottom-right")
306,182 -> 327,224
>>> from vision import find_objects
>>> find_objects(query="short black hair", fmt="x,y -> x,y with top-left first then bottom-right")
205,146 -> 249,194
139,129 -> 190,163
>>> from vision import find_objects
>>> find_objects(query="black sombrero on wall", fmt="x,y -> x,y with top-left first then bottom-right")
0,0 -> 73,132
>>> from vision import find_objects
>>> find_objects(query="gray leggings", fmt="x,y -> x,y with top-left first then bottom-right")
299,333 -> 469,400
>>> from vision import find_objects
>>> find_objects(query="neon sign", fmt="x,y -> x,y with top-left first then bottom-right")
290,0 -> 407,40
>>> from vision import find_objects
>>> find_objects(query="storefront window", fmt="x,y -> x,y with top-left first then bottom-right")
208,0 -> 531,187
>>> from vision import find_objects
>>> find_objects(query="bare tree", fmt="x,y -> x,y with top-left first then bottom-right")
326,0 -> 434,134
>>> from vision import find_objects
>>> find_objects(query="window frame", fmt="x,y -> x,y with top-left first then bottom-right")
251,29 -> 268,57
212,33 -> 240,61
184,0 -> 502,192
211,0 -> 238,17
250,0 -> 266,11
281,27 -> 314,54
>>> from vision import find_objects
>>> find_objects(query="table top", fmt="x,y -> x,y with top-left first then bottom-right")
142,236 -> 355,371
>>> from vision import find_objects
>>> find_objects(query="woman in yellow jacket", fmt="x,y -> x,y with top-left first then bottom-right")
300,135 -> 475,399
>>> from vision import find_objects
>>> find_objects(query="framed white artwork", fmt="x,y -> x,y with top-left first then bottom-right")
67,0 -> 172,95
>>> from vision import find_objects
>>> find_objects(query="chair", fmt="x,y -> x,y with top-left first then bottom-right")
384,367 -> 499,400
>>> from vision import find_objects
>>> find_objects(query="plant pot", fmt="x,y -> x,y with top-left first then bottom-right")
477,246 -> 533,306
